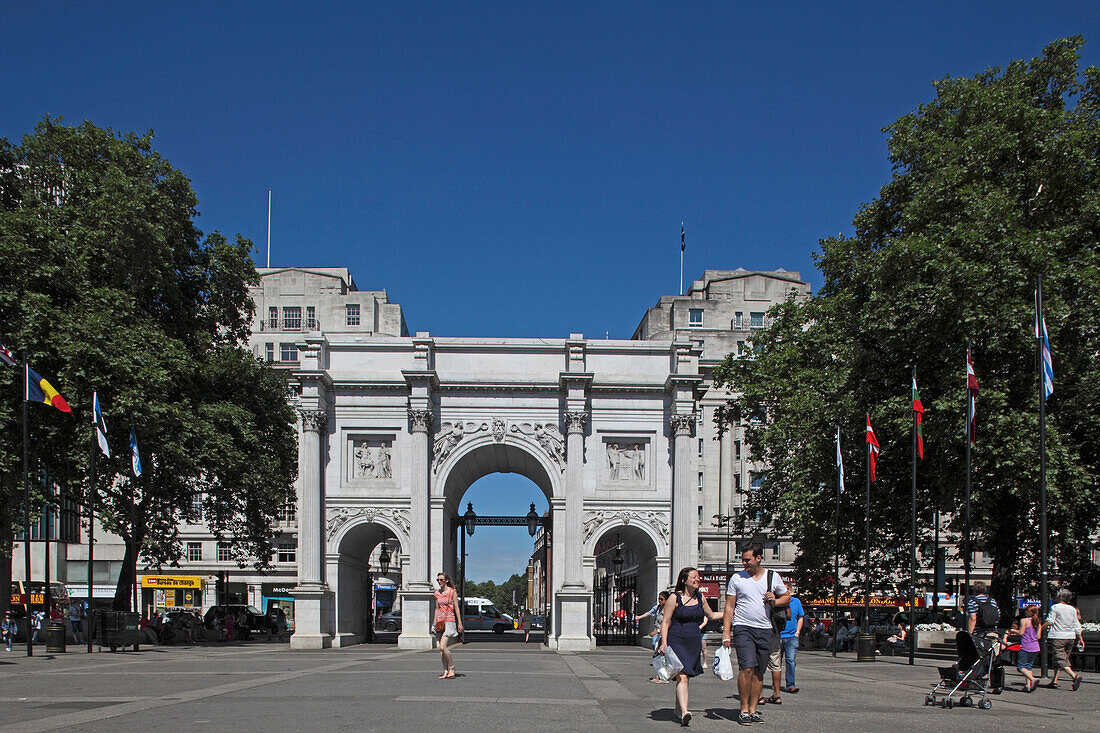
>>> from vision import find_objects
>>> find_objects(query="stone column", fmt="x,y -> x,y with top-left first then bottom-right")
291,408 -> 333,649
670,413 -> 696,579
555,410 -> 593,650
398,408 -> 435,650
407,408 -> 433,589
562,411 -> 588,588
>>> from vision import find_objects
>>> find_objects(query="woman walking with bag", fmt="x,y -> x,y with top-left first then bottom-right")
434,573 -> 463,679
659,567 -> 723,726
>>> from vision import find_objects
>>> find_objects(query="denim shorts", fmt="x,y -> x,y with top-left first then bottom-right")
1016,649 -> 1037,671
733,625 -> 773,674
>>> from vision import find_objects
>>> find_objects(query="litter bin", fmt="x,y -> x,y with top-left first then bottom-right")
856,633 -> 876,662
46,622 -> 67,653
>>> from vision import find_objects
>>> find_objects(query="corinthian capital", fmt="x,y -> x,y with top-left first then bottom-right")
299,409 -> 328,434
564,411 -> 588,435
408,409 -> 434,433
669,413 -> 695,437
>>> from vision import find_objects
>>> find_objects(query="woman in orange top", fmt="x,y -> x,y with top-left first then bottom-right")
434,572 -> 463,679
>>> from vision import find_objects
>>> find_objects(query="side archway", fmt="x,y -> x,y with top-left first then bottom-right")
327,516 -> 405,647
586,518 -> 666,646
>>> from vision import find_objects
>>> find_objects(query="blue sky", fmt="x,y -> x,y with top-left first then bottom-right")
4,2 -> 1098,581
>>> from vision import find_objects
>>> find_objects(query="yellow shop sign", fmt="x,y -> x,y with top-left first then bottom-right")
141,576 -> 203,589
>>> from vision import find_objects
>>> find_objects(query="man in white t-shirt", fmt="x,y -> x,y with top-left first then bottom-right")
722,542 -> 790,726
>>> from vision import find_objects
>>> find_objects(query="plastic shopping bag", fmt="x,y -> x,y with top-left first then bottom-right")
652,646 -> 685,681
713,645 -> 734,680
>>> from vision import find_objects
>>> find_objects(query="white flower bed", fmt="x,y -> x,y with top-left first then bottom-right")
1082,621 -> 1100,632
917,623 -> 958,632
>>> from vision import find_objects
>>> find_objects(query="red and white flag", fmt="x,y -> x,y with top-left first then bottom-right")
0,343 -> 15,367
866,414 -> 880,482
967,348 -> 979,443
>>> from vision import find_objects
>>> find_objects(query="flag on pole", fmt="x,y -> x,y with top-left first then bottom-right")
130,425 -> 142,477
912,375 -> 924,460
681,222 -> 685,252
25,364 -> 72,413
1039,317 -> 1054,400
836,425 -> 845,494
967,347 -> 979,443
93,392 -> 110,458
866,414 -> 880,482
0,343 -> 16,366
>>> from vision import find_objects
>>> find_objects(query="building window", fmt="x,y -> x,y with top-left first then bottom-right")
698,472 -> 704,492
734,312 -> 743,329
734,474 -> 741,490
276,502 -> 296,522
268,307 -> 278,330
191,493 -> 203,520
264,343 -> 274,362
280,343 -> 298,362
750,312 -> 765,329
697,507 -> 703,522
346,303 -> 360,326
217,542 -> 232,562
277,542 -> 296,563
735,440 -> 741,461
282,306 -> 302,331
186,542 -> 202,562
305,306 -> 317,330
750,472 -> 766,490
698,438 -> 704,458
737,341 -> 746,356
771,544 -> 780,560
688,308 -> 703,327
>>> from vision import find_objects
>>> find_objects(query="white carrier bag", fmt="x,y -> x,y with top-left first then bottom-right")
713,645 -> 735,680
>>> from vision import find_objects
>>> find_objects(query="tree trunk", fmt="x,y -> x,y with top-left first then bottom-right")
989,495 -> 1019,627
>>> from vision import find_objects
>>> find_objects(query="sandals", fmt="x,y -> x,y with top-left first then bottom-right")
783,686 -> 799,694
760,695 -> 782,705
1072,674 -> 1082,691
680,711 -> 692,726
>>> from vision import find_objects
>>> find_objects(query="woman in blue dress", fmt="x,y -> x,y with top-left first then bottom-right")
660,567 -> 724,726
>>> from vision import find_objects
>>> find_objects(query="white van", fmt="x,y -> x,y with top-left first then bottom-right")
461,596 -> 514,633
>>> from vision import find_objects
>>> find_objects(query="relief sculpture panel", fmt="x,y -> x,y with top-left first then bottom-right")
606,441 -> 646,481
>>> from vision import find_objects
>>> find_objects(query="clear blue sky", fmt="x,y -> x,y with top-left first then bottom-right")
4,2 -> 1097,581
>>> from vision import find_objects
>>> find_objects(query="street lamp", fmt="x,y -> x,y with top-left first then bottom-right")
612,533 -> 624,576
378,541 -> 391,576
526,503 -> 539,537
464,502 -> 476,536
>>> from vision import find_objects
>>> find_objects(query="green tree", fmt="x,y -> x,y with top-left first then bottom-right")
0,118 -> 298,610
713,38 -> 1100,616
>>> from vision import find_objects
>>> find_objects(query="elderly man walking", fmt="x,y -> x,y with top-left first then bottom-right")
722,542 -> 790,727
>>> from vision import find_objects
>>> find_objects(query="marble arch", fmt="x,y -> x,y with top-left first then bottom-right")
289,333 -> 701,651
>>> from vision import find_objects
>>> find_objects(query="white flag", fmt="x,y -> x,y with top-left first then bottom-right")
836,425 -> 845,494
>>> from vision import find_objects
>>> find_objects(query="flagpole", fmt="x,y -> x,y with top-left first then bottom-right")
679,222 -> 684,296
909,366 -> 917,665
834,423 -> 841,659
266,187 -> 272,268
87,406 -> 97,653
22,358 -> 33,657
1037,277 -> 1050,678
964,342 -> 973,620
864,413 -> 871,637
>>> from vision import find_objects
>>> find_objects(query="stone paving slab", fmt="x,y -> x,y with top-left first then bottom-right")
0,643 -> 1094,732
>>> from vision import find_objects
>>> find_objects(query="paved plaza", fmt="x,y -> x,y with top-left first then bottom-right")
0,637 -> 1095,732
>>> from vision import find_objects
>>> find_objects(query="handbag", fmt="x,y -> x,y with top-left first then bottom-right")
434,621 -> 446,634
767,570 -> 790,633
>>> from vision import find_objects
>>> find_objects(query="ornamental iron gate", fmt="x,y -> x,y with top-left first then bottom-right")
593,573 -> 638,646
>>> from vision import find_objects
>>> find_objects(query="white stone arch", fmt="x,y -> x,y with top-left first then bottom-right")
433,430 -> 564,504
585,519 -> 666,645
325,513 -> 407,647
582,511 -> 669,559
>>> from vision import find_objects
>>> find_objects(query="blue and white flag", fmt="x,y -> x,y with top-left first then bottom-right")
93,392 -> 109,458
130,425 -> 142,477
1040,316 -> 1054,401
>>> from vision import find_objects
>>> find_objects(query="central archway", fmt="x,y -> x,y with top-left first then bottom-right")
432,435 -> 565,645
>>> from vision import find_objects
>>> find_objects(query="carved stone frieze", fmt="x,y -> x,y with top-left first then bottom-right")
407,409 -> 433,433
325,506 -> 411,542
492,418 -> 506,442
299,409 -> 328,434
668,413 -> 695,437
432,421 -> 490,472
606,441 -> 645,481
351,439 -> 392,479
582,509 -> 670,545
510,422 -> 566,469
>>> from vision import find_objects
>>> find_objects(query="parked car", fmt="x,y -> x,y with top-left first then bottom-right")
462,597 -> 514,633
529,615 -> 545,631
377,610 -> 401,632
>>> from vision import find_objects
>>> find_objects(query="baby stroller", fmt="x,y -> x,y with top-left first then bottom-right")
925,631 -> 1004,710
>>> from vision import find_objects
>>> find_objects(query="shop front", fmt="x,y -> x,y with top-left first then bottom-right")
261,583 -> 295,632
142,575 -> 204,616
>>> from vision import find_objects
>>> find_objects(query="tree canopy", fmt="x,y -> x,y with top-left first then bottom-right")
713,38 -> 1100,614
0,118 -> 298,609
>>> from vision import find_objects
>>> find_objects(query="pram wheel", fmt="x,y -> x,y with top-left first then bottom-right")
924,695 -> 934,706
979,699 -> 992,710
943,698 -> 953,709
960,696 -> 973,707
